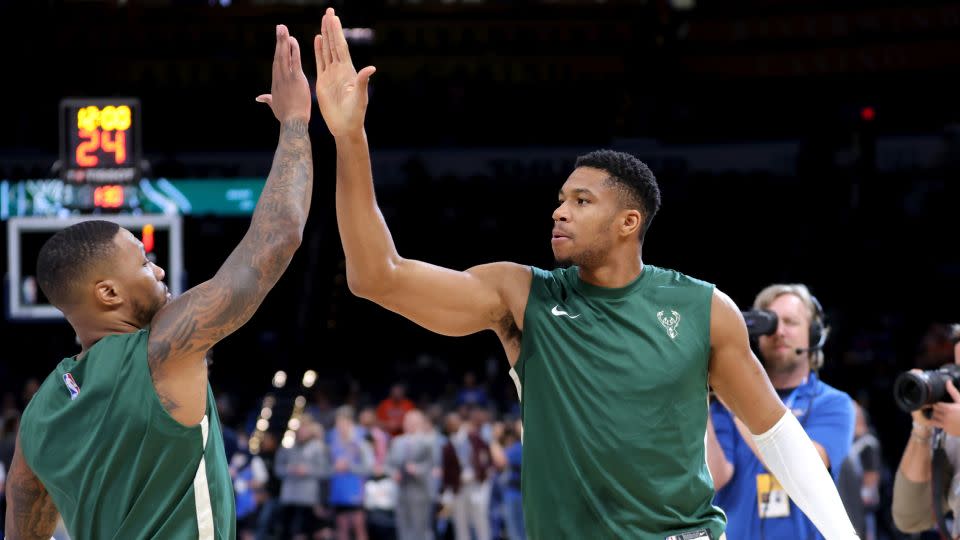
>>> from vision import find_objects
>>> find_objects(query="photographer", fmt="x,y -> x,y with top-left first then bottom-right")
892,325 -> 960,535
707,283 -> 856,539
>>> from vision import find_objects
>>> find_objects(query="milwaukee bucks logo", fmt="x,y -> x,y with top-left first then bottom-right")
657,310 -> 681,340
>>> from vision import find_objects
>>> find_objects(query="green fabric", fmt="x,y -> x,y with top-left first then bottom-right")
515,265 -> 725,539
20,329 -> 236,540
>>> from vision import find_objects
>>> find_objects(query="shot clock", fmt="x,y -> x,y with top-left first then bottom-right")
59,98 -> 143,210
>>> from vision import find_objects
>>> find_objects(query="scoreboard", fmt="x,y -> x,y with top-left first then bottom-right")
59,98 -> 142,211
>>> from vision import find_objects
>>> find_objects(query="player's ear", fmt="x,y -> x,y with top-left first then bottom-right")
619,209 -> 642,238
94,279 -> 123,308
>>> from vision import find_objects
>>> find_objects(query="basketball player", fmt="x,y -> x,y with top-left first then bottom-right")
4,25 -> 312,539
313,8 -> 858,539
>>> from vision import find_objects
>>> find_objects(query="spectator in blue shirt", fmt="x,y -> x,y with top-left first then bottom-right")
706,284 -> 855,540
328,405 -> 374,540
500,420 -> 525,540
455,372 -> 489,408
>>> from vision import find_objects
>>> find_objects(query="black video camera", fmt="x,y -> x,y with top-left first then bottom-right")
893,364 -> 960,412
742,309 -> 778,339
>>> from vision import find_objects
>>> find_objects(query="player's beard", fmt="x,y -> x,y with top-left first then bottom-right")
555,232 -> 614,270
131,292 -> 166,327
554,216 -> 616,269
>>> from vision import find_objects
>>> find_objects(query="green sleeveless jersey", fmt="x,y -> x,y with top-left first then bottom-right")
19,329 -> 236,540
514,265 -> 725,539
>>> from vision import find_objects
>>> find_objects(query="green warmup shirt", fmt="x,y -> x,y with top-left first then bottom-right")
514,265 -> 726,539
19,328 -> 236,540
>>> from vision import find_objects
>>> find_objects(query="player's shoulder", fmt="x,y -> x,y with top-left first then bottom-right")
469,261 -> 532,285
646,264 -> 716,290
25,367 -> 63,403
25,330 -> 150,414
107,327 -> 151,350
469,262 -> 534,308
528,264 -> 563,282
525,264 -> 565,290
21,359 -> 73,423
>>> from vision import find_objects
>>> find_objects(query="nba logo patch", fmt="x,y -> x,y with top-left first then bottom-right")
63,373 -> 80,401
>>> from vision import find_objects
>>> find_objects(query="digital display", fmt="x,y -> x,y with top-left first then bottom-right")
60,98 -> 141,185
93,185 -> 126,209
0,178 -> 266,219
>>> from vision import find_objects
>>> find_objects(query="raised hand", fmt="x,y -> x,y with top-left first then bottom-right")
256,24 -> 312,124
314,8 -> 377,138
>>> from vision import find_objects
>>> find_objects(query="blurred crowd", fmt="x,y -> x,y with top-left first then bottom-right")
219,375 -> 525,540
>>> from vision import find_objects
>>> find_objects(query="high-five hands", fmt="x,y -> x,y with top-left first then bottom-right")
256,24 -> 312,123
314,8 -> 377,138
256,11 -> 374,134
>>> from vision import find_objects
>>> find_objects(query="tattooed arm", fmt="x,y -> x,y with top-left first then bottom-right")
4,432 -> 58,540
146,24 -> 314,426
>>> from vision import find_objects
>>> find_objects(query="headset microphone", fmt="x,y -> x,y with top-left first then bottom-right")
795,327 -> 827,355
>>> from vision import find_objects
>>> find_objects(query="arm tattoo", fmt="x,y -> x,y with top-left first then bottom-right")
155,386 -> 181,412
147,118 -> 312,403
7,453 -> 59,539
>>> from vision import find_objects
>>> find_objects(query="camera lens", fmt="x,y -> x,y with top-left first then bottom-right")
894,372 -> 930,413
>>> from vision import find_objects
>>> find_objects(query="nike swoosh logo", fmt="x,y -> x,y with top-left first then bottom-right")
551,305 -> 581,319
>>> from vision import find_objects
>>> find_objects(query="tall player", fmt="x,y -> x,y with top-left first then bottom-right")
314,8 -> 858,540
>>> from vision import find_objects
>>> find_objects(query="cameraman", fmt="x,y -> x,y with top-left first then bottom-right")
707,283 -> 856,540
892,325 -> 960,535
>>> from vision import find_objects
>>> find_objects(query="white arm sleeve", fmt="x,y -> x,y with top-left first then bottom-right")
752,410 -> 859,540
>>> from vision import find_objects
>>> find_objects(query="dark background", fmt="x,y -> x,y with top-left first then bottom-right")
1,1 -> 958,537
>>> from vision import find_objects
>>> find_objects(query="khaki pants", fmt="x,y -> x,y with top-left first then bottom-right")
453,480 -> 491,540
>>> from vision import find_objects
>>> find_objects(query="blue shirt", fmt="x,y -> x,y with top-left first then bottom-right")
328,432 -> 368,506
711,374 -> 855,540
456,387 -> 489,407
504,442 -> 523,495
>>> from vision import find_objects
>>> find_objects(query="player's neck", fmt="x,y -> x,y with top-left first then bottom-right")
767,365 -> 810,390
578,252 -> 643,289
73,316 -> 142,354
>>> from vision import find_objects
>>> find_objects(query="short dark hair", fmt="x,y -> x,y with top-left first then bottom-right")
36,220 -> 121,307
575,149 -> 661,240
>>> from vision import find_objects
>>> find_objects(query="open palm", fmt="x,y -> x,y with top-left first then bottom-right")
314,8 -> 376,138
